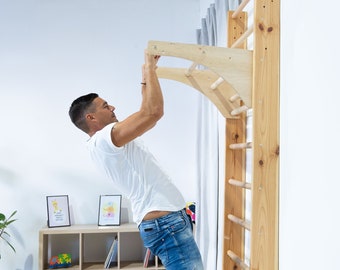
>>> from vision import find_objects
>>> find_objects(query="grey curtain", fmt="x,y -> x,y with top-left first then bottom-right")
195,1 -> 241,269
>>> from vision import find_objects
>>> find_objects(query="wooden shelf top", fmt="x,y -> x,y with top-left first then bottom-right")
39,223 -> 139,234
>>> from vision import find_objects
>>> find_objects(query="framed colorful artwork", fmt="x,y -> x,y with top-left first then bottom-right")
46,195 -> 71,228
98,195 -> 122,226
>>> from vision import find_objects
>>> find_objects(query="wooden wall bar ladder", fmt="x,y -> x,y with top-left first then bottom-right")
224,1 -> 280,269
146,1 -> 280,269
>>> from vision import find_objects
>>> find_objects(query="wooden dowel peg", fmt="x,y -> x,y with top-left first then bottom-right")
228,214 -> 251,230
229,142 -> 252,150
232,0 -> 251,19
231,105 -> 249,116
227,250 -> 250,270
229,94 -> 240,102
185,62 -> 198,76
228,179 -> 251,189
210,77 -> 224,90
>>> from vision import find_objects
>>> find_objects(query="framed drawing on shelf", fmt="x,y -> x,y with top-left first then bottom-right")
46,195 -> 71,228
98,195 -> 122,226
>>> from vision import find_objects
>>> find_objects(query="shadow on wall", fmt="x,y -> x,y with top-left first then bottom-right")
0,166 -> 20,187
121,207 -> 129,224
1,216 -> 32,270
7,255 -> 33,270
23,254 -> 33,270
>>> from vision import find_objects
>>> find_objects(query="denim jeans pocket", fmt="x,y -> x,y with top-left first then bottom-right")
140,225 -> 160,245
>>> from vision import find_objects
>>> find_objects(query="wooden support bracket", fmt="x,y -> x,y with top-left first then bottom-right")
156,67 -> 240,118
147,41 -> 253,119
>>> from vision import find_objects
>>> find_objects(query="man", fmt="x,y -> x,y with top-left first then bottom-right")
69,51 -> 203,269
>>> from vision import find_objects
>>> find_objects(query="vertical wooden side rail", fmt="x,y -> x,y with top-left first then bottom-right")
250,0 -> 280,270
223,10 -> 248,270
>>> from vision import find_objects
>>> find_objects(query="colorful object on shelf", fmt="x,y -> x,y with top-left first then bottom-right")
186,202 -> 196,224
49,253 -> 72,268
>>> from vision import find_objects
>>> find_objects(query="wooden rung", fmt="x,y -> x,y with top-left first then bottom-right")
228,214 -> 251,230
229,94 -> 240,102
227,250 -> 250,270
231,105 -> 249,116
229,142 -> 252,150
231,0 -> 251,19
185,62 -> 199,76
228,179 -> 251,189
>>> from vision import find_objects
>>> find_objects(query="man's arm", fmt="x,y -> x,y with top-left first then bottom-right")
110,51 -> 163,147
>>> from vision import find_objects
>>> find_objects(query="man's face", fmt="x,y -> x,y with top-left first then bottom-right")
90,97 -> 118,127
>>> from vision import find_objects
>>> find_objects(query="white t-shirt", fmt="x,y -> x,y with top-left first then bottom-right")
87,122 -> 186,225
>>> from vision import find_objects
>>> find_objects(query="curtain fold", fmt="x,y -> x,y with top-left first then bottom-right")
195,1 -> 241,269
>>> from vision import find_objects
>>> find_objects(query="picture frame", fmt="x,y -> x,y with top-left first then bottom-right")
46,195 -> 71,228
98,195 -> 122,226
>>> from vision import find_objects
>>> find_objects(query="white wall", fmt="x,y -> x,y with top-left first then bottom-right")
3,0 -> 338,269
280,0 -> 340,269
0,0 -> 201,269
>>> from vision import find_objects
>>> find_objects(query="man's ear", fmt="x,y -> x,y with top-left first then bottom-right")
86,114 -> 95,120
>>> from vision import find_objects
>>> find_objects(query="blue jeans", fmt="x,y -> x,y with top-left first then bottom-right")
139,209 -> 204,270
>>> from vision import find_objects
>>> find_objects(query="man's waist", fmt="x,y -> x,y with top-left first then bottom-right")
143,210 -> 172,221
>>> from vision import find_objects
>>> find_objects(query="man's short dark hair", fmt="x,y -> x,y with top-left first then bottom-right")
69,93 -> 98,133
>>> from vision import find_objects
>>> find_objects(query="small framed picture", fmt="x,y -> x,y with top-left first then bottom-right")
46,195 -> 71,228
98,195 -> 122,226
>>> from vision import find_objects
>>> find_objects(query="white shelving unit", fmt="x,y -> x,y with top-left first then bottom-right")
39,223 -> 164,270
